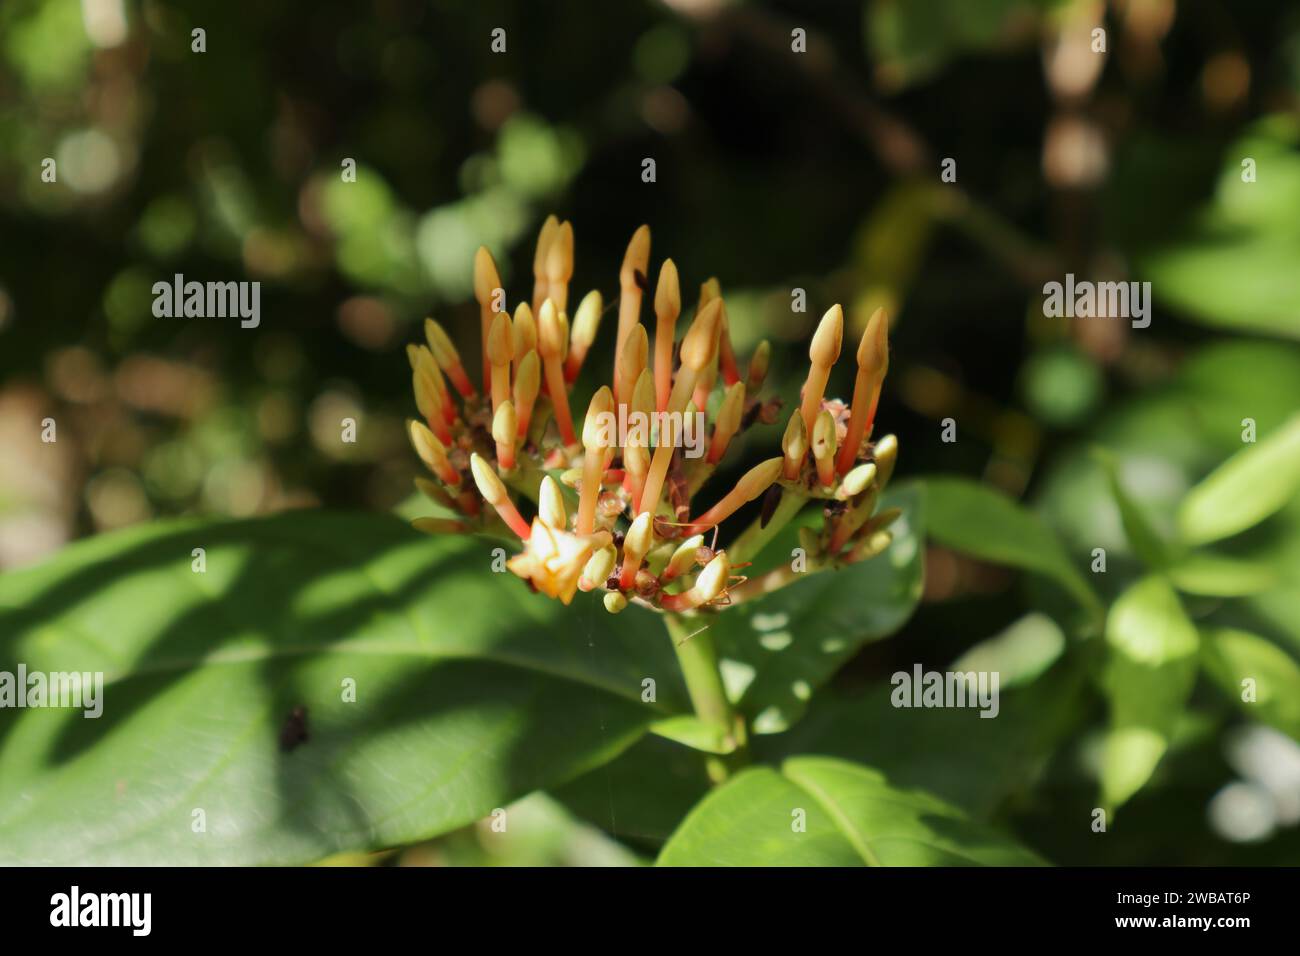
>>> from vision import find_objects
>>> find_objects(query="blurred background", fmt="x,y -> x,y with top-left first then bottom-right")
2,0 -> 1299,865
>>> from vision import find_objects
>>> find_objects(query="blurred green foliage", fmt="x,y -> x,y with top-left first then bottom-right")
2,0 -> 1300,865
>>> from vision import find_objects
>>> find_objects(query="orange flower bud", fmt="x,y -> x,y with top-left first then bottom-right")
565,289 -> 604,382
781,411 -> 808,481
616,224 -> 651,377
686,457 -> 782,534
470,453 -> 530,540
800,304 -> 843,441
532,215 -> 559,313
812,409 -> 838,488
537,299 -> 576,445
425,318 -> 475,398
708,381 -> 746,464
837,307 -> 889,475
492,400 -> 517,470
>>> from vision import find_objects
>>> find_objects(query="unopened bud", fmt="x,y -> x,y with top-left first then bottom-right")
679,298 -> 724,372
873,434 -> 899,487
839,462 -> 878,499
537,298 -> 566,359
812,410 -> 837,487
538,474 -> 567,529
809,304 -> 844,369
666,534 -> 705,579
473,246 -> 502,306
470,453 -> 508,506
782,412 -> 808,480
693,552 -> 731,603
582,386 -> 616,451
487,311 -> 513,367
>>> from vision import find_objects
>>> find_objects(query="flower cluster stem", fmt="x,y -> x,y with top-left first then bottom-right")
664,612 -> 748,782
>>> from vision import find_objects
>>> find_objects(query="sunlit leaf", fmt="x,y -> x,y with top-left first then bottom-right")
657,756 -> 1044,866
1099,576 -> 1199,810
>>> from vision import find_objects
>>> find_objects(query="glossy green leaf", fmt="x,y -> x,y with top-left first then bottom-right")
1099,576 -> 1200,810
1178,413 -> 1300,546
760,649 -> 1087,819
0,513 -> 684,865
923,476 -> 1100,615
1201,627 -> 1300,740
552,734 -> 714,848
657,756 -> 1044,866
707,484 -> 925,735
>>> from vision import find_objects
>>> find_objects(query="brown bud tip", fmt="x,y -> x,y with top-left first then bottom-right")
582,386 -> 616,450
473,246 -> 502,304
655,258 -> 681,320
810,304 -> 844,368
621,225 -> 651,282
680,298 -> 724,372
857,307 -> 889,374
487,311 -> 513,366
470,453 -> 508,505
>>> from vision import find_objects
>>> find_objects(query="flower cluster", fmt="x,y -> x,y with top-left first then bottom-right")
406,217 -> 898,613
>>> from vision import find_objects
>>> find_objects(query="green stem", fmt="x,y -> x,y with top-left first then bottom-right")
727,488 -> 808,566
663,612 -> 748,782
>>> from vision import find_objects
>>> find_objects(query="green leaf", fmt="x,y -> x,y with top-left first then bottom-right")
1099,576 -> 1200,810
0,513 -> 684,865
1201,628 -> 1300,740
657,756 -> 1044,866
650,715 -> 736,755
1178,413 -> 1300,546
552,734 -> 714,848
1137,116 -> 1300,340
923,476 -> 1100,615
1095,448 -> 1174,568
708,484 -> 925,735
866,0 -> 1058,91
759,647 -> 1087,819
1168,552 -> 1277,597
